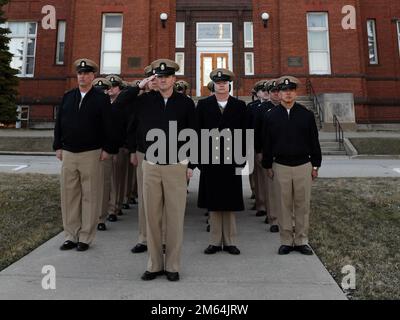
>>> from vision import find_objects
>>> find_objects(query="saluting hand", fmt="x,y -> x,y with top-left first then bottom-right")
56,149 -> 63,161
138,75 -> 156,90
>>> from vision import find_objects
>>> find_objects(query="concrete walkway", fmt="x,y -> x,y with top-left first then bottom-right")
0,173 -> 346,300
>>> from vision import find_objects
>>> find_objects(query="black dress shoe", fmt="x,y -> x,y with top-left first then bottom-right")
270,225 -> 279,233
141,270 -> 165,281
264,216 -> 269,224
107,214 -> 118,222
166,271 -> 180,282
204,245 -> 222,254
256,210 -> 267,217
278,245 -> 293,255
294,245 -> 314,255
131,243 -> 147,253
97,223 -> 107,231
223,246 -> 241,255
60,240 -> 77,251
77,242 -> 89,252
122,203 -> 130,210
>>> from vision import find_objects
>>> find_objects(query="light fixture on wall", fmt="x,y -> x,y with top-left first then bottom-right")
160,13 -> 168,28
261,12 -> 270,28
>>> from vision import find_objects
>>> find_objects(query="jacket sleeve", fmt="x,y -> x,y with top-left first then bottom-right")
237,100 -> 249,168
126,94 -> 145,154
261,112 -> 273,169
101,95 -> 119,154
309,112 -> 322,167
116,86 -> 140,105
53,94 -> 66,151
186,98 -> 197,170
194,100 -> 204,170
254,107 -> 264,154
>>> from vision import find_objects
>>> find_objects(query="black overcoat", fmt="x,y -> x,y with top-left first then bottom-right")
196,95 -> 248,212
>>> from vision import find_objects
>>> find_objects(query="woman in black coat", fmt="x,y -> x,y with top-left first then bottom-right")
196,68 -> 248,256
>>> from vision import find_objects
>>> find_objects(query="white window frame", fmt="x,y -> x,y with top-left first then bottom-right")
307,12 -> 331,75
396,21 -> 400,57
176,22 -> 185,48
244,52 -> 254,75
367,19 -> 379,65
196,22 -> 233,42
175,52 -> 185,75
56,21 -> 66,65
100,14 -> 123,74
244,22 -> 253,48
3,21 -> 37,77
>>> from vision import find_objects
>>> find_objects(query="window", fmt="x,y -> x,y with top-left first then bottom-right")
244,22 -> 253,48
101,14 -> 123,74
396,21 -> 400,56
175,52 -> 184,75
56,21 -> 66,65
197,23 -> 232,41
3,22 -> 37,77
367,19 -> 378,64
176,22 -> 185,48
244,52 -> 254,75
307,13 -> 331,75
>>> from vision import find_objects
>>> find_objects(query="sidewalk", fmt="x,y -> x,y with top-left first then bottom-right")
0,173 -> 346,300
319,131 -> 400,140
0,129 -> 54,137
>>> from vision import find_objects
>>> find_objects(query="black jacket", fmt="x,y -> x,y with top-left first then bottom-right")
196,95 -> 248,212
111,86 -> 140,148
262,103 -> 322,169
127,90 -> 196,168
53,87 -> 118,154
254,101 -> 276,153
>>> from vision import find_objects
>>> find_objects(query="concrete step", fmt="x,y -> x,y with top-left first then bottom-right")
322,150 -> 348,156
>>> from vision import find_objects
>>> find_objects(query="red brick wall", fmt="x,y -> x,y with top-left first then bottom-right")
3,0 -> 400,123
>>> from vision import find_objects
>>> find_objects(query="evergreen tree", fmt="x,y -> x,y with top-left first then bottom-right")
0,0 -> 19,126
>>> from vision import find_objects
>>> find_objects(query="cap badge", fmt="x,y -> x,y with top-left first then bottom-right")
217,71 -> 222,77
285,79 -> 289,85
160,63 -> 166,71
111,77 -> 115,82
80,61 -> 86,67
99,81 -> 103,85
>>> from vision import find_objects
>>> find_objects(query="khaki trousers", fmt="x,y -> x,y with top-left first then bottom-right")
274,162 -> 312,246
98,157 -> 112,223
136,152 -> 147,244
124,162 -> 137,203
109,148 -> 128,214
255,155 -> 268,212
249,173 -> 255,195
266,176 -> 278,226
142,161 -> 188,273
209,212 -> 237,246
61,149 -> 102,244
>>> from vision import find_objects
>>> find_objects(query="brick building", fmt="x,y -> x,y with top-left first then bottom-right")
2,0 -> 400,128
